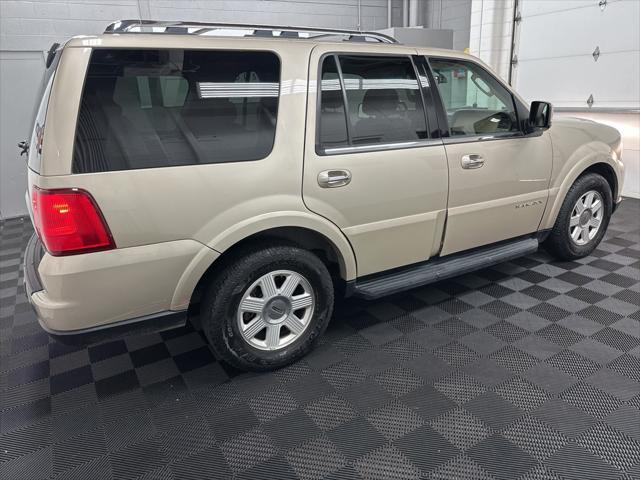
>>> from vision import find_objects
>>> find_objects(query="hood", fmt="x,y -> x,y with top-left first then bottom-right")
551,116 -> 621,150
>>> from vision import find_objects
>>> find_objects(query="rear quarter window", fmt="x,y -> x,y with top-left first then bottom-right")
73,49 -> 280,173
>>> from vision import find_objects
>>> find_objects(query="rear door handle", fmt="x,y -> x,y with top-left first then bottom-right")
318,169 -> 352,188
461,154 -> 484,169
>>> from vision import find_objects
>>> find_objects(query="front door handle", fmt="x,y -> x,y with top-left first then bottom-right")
461,154 -> 484,169
318,169 -> 352,188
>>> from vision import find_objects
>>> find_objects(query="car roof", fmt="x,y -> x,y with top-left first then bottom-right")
65,33 -> 471,60
65,19 -> 477,62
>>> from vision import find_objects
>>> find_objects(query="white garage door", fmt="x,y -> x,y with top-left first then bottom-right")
515,0 -> 640,110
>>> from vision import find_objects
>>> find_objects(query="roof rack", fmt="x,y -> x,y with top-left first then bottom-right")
104,20 -> 398,44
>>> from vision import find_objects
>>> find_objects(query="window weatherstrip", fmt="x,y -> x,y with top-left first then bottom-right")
323,139 -> 443,155
333,54 -> 353,146
442,133 -> 523,145
409,55 -> 431,139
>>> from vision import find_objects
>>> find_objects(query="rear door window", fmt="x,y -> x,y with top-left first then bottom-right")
73,49 -> 280,173
317,54 -> 428,152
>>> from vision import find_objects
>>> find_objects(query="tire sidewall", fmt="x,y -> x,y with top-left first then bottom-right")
557,174 -> 612,258
205,247 -> 333,369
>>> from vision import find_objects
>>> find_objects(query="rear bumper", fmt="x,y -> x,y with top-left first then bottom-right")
24,232 -> 44,297
23,233 -> 207,344
36,309 -> 187,346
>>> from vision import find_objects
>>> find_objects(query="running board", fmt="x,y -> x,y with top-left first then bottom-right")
353,237 -> 539,300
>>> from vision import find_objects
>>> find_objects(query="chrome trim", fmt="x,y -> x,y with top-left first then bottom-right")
461,154 -> 485,169
322,139 -> 443,155
442,133 -> 523,145
318,169 -> 352,188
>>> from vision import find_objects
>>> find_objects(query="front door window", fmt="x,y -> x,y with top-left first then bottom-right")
430,58 -> 519,137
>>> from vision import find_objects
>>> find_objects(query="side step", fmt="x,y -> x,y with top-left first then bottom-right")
353,237 -> 539,300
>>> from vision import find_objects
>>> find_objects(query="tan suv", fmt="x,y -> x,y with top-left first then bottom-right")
23,20 -> 624,371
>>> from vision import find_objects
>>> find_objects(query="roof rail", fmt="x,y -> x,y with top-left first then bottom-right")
104,20 -> 398,44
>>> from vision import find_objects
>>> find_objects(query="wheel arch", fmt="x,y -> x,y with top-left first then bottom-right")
170,214 -> 357,313
541,159 -> 619,230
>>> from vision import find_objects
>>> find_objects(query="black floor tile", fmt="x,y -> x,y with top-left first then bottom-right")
467,434 -> 537,480
1,200 -> 639,479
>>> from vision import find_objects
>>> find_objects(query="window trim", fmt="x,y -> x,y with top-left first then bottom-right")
412,55 -> 443,139
28,46 -> 62,174
324,139 -> 443,155
425,56 -> 528,143
315,52 -> 437,156
72,47 -> 282,174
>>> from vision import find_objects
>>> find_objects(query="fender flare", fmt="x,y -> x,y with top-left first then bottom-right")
170,211 -> 357,310
540,153 -> 620,231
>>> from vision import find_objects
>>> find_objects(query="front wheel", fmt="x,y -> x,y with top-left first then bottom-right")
201,244 -> 334,371
544,173 -> 612,260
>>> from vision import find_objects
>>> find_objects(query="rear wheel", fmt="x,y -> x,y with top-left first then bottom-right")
544,173 -> 612,260
201,244 -> 334,371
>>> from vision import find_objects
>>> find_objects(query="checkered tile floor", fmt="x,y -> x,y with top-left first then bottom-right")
1,200 -> 639,480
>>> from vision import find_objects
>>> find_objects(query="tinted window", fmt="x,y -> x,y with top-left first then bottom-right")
430,58 -> 518,137
318,56 -> 349,149
73,49 -> 279,173
317,55 -> 427,151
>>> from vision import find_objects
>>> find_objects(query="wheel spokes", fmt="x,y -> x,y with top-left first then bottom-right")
237,269 -> 315,351
243,315 -> 267,338
291,293 -> 313,311
279,272 -> 301,298
240,296 -> 264,313
265,324 -> 281,348
260,274 -> 278,298
584,191 -> 595,208
571,227 -> 582,242
581,226 -> 590,241
283,314 -> 306,335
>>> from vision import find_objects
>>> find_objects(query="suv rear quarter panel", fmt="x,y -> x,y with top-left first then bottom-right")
28,36 -> 360,330
37,37 -> 312,247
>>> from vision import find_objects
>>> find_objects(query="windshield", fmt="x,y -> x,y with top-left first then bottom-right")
27,47 -> 61,173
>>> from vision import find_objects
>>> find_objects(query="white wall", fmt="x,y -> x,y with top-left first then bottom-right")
0,0 -> 391,219
514,0 -> 640,110
423,0 -> 473,51
468,0 -> 515,81
0,51 -> 45,219
514,0 -> 640,199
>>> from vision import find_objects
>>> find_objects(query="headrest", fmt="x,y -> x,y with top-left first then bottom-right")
322,89 -> 344,110
361,89 -> 399,115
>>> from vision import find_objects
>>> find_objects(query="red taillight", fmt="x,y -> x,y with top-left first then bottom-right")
31,187 -> 115,256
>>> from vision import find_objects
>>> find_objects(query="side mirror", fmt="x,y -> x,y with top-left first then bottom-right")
529,101 -> 552,130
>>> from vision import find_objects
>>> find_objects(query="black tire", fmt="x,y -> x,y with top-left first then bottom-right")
201,244 -> 334,371
543,172 -> 612,260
